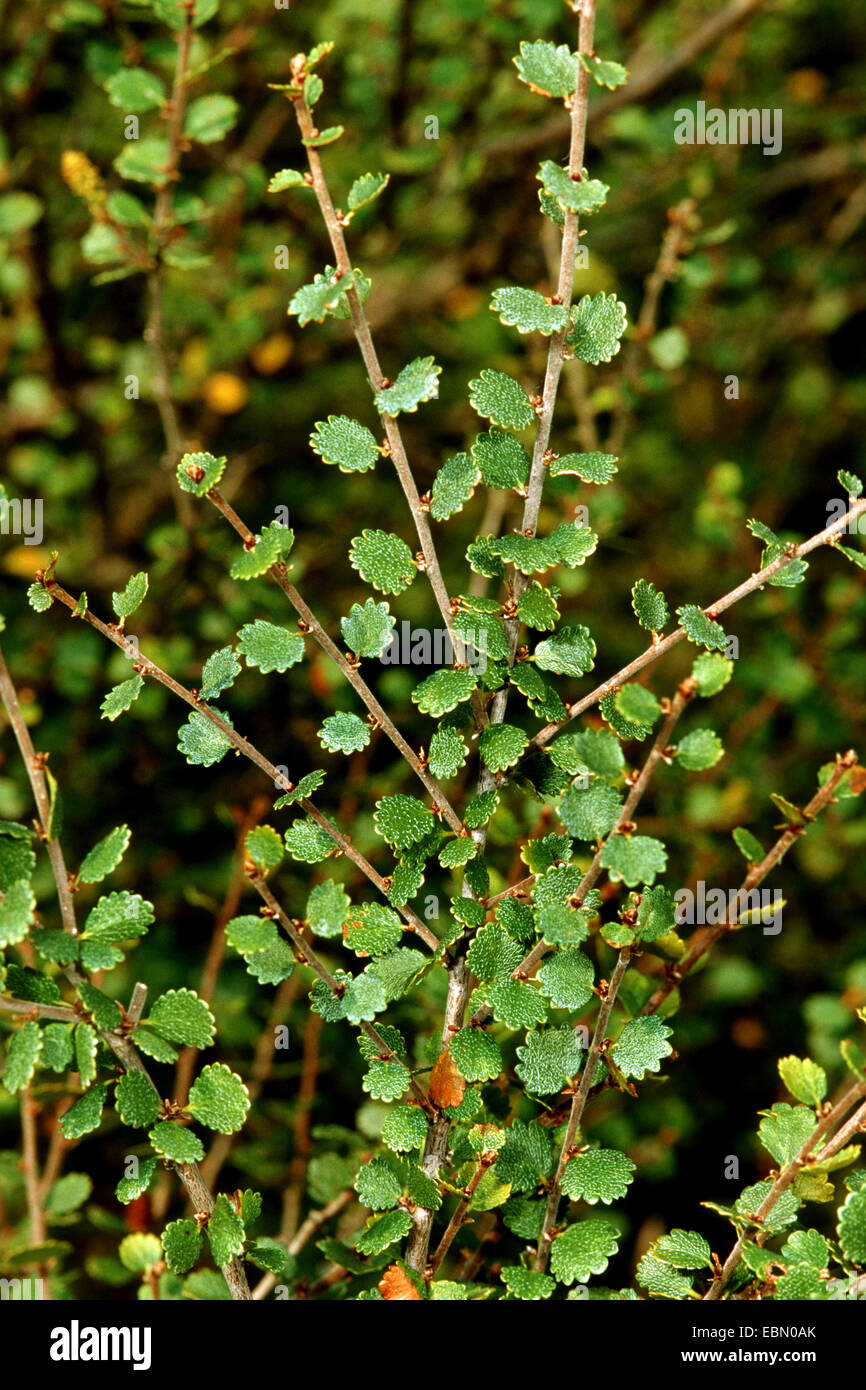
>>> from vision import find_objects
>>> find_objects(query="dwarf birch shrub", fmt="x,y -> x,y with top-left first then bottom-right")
2,0 -> 866,1304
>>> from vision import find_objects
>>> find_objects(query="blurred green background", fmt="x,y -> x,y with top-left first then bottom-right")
1,0 -> 865,1294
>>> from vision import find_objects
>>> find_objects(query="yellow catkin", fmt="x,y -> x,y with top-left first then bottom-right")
202,371 -> 249,414
60,151 -> 105,213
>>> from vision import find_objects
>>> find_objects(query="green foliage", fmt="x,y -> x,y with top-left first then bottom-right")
100,675 -> 144,721
479,723 -> 528,772
349,530 -> 417,594
149,1122 -> 205,1164
177,451 -> 227,497
177,709 -> 234,767
677,605 -> 727,650
631,579 -> 669,633
610,1016 -> 674,1079
778,1055 -> 827,1108
341,598 -> 395,658
186,1064 -> 250,1135
319,712 -> 370,754
229,523 -> 294,580
111,572 -> 148,620
538,163 -> 609,217
514,40 -> 579,98
600,835 -> 668,887
430,452 -> 480,521
491,286 -> 569,336
310,416 -> 380,473
567,293 -> 627,364
534,623 -> 596,676
5,1021 -> 42,1093
472,429 -> 530,491
148,989 -> 216,1049
469,370 -> 534,430
561,1149 -> 635,1205
374,357 -> 441,416
550,452 -> 618,484
79,825 -> 130,884
1,0 -> 863,1313
60,1084 -> 109,1140
550,1220 -> 620,1285
675,728 -> 724,772
238,621 -> 305,674
374,795 -> 434,849
516,1027 -> 583,1096
115,1072 -> 161,1128
162,1220 -> 203,1275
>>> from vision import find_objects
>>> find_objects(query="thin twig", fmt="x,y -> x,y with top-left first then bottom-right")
283,1010 -> 322,1242
20,1087 -> 50,1298
287,82 -> 469,673
469,680 -> 694,1029
528,498 -> 866,755
482,0 -> 767,160
705,1081 -> 866,1299
174,800 -> 266,1112
43,583 -> 440,951
534,947 -> 633,1271
144,5 -> 193,478
403,955 -> 469,1272
404,0 -> 601,1279
0,991 -> 251,1299
428,1157 -> 490,1277
0,646 -> 76,935
0,645 -> 251,1299
251,1188 -> 355,1300
201,971 -> 300,1192
206,486 -> 462,831
644,749 -> 859,1015
126,982 -> 149,1028
249,873 -> 434,1114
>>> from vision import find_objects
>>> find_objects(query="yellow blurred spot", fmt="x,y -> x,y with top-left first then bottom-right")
786,68 -> 827,103
2,545 -> 51,577
60,150 -> 105,211
202,371 -> 249,414
179,336 -> 210,384
251,334 -> 293,375
442,285 -> 485,321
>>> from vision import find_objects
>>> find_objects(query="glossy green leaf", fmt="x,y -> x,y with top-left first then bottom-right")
319,712 -> 370,754
550,451 -> 618,484
611,1016 -> 673,1079
4,1021 -> 42,1093
349,529 -> 416,595
514,40 -> 579,98
111,572 -> 148,620
115,1071 -> 161,1128
491,286 -> 569,336
550,1220 -> 620,1285
676,728 -> 724,772
468,369 -> 534,430
562,1149 -> 635,1205
79,825 -> 130,884
177,451 -> 226,497
677,604 -> 727,650
177,710 -> 234,767
186,1063 -> 250,1134
631,579 -> 669,632
148,989 -> 216,1049
430,452 -> 480,521
310,415 -> 380,473
374,356 -> 441,416
185,94 -> 239,144
567,293 -> 627,364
